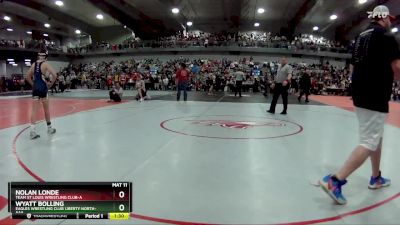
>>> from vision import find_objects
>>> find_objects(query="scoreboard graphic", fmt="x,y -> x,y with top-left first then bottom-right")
8,182 -> 132,220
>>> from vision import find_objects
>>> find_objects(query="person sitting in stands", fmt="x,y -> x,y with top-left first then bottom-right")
109,82 -> 123,102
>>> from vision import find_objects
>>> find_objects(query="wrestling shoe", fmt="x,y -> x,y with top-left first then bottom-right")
47,127 -> 56,135
369,171 -> 391,189
30,131 -> 40,139
319,174 -> 347,205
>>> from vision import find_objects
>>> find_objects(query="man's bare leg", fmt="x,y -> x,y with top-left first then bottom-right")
42,98 -> 51,123
138,90 -> 143,101
367,138 -> 390,189
42,98 -> 56,134
370,138 -> 383,178
335,145 -> 372,180
30,99 -> 40,139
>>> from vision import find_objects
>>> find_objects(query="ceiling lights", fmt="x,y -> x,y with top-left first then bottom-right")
96,14 -> 104,20
171,8 -> 180,14
55,0 -> 64,6
4,16 -> 11,21
313,26 -> 319,31
7,59 -> 14,62
44,23 -> 51,28
186,21 -> 193,26
27,31 -> 32,34
43,33 -> 49,37
392,27 -> 398,33
254,22 -> 260,27
330,14 -> 338,20
257,8 -> 265,14
75,29 -> 81,34
358,0 -> 367,4
6,28 -> 13,32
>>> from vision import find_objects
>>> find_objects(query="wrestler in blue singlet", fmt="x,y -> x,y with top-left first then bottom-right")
32,62 -> 48,99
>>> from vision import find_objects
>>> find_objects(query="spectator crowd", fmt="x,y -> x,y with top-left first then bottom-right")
66,31 -> 349,54
2,56 -> 400,102
1,31 -> 350,56
0,38 -> 62,51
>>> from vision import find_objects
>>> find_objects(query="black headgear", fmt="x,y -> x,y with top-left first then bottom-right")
38,48 -> 48,58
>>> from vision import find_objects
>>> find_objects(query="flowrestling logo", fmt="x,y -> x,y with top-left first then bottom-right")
160,115 -> 303,139
367,11 -> 389,19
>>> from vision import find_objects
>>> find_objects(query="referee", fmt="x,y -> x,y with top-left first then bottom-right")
234,65 -> 245,97
267,58 -> 292,115
319,5 -> 400,205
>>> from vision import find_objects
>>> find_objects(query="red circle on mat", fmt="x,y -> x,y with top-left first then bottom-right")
160,115 -> 303,139
11,115 -> 400,225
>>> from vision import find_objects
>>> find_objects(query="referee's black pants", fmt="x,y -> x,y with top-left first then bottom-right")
235,81 -> 243,97
269,83 -> 289,113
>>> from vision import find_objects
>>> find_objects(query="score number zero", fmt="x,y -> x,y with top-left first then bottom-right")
118,191 -> 125,211
112,183 -> 129,212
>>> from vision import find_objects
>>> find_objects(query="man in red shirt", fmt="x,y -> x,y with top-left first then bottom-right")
176,63 -> 190,101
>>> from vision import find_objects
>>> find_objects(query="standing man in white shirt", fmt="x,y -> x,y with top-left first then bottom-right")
267,58 -> 292,115
233,66 -> 245,97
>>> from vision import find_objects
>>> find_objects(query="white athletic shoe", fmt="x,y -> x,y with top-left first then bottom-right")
30,131 -> 40,140
47,127 -> 56,135
139,98 -> 144,102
